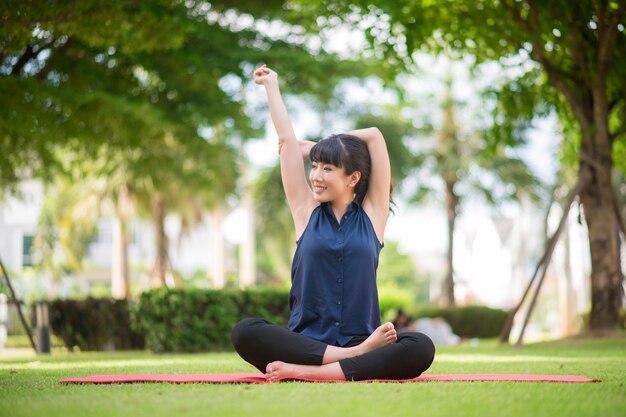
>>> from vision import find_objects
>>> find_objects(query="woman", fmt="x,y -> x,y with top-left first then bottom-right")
231,65 -> 435,382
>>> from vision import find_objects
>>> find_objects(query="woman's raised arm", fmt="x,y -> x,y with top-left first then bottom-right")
255,65 -> 316,236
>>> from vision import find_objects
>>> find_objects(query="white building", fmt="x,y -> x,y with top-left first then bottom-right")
0,180 -> 255,299
0,180 -> 43,272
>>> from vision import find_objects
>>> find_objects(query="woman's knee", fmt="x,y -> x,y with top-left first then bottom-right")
231,317 -> 266,350
398,332 -> 436,373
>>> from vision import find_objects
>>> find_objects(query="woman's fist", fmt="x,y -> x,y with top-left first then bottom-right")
254,64 -> 278,85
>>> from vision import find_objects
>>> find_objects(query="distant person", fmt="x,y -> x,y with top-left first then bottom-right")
413,317 -> 461,346
231,65 -> 435,382
392,309 -> 415,333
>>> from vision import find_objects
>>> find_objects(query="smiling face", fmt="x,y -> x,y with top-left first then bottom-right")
309,134 -> 368,204
309,161 -> 360,203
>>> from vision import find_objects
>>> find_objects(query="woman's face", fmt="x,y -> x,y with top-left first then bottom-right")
309,161 -> 358,203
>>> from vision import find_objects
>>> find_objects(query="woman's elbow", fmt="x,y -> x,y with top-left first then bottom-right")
278,135 -> 297,145
366,127 -> 384,143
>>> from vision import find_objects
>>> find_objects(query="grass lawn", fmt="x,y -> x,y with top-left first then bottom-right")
0,336 -> 624,417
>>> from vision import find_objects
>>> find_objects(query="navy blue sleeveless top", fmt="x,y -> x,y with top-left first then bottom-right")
287,201 -> 383,346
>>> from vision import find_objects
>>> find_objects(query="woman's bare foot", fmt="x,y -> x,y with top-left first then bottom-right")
355,322 -> 397,356
265,361 -> 345,383
265,361 -> 298,382
321,322 -> 397,364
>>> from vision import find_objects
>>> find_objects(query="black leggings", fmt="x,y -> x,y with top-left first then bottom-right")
231,318 -> 435,381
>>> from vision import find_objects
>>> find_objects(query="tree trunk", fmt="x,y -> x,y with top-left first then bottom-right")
151,193 -> 169,287
578,140 -> 621,331
239,156 -> 256,288
239,188 -> 256,288
519,0 -> 624,332
210,205 -> 226,288
112,185 -> 132,300
442,179 -> 458,306
577,68 -> 622,330
558,211 -> 576,336
111,214 -> 129,299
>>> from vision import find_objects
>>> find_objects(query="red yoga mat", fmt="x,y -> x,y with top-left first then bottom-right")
60,373 -> 601,384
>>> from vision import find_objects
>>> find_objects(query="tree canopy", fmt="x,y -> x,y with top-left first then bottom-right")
1,0 -> 378,295
303,0 -> 625,330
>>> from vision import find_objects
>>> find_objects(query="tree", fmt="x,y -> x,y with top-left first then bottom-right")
2,1 -> 369,294
310,0 -> 626,330
408,70 -> 540,306
32,175 -> 100,298
253,163 -> 294,286
377,240 -> 424,297
0,0 -> 379,193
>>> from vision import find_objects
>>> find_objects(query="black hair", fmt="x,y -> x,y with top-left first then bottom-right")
309,133 -> 394,210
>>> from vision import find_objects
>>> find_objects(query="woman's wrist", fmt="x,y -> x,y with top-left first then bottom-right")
263,77 -> 279,90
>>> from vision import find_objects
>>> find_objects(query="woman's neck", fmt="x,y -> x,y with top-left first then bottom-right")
330,198 -> 353,224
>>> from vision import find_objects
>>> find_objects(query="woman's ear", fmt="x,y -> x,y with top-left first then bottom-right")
349,171 -> 362,187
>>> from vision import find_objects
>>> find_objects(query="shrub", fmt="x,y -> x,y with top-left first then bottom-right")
408,305 -> 509,338
378,287 -> 413,322
38,290 -> 507,352
238,288 -> 291,326
38,297 -> 145,351
132,288 -> 239,352
132,287 -> 291,352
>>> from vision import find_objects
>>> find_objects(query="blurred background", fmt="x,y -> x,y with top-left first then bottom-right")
1,1 -> 624,353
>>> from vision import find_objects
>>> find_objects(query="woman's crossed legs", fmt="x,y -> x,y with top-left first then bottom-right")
231,318 -> 435,382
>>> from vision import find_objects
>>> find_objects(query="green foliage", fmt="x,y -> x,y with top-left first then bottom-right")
376,240 -> 431,312
0,276 -> 7,295
41,297 -> 145,351
378,287 -> 414,322
32,178 -> 100,274
0,0 -> 369,195
239,288 -> 292,326
132,287 -> 291,352
3,1 -> 377,289
127,287 -> 446,352
408,305 -> 509,338
610,135 -> 626,176
354,112 -> 415,187
402,68 -> 543,209
253,163 -> 295,286
377,241 -> 419,290
132,288 -> 240,352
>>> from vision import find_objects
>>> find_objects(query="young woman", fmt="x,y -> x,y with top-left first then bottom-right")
231,65 -> 435,382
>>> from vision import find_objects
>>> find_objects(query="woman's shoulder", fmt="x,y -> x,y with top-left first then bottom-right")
295,202 -> 322,243
361,199 -> 387,245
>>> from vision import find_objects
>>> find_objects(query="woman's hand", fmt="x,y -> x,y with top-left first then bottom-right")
299,140 -> 316,160
254,64 -> 278,85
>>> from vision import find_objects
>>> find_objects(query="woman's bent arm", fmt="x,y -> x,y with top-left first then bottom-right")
255,66 -> 315,234
346,127 -> 391,241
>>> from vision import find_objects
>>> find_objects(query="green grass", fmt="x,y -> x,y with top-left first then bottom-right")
1,337 -> 624,417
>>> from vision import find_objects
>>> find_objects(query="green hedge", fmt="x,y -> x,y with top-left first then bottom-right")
409,305 -> 509,338
38,290 -> 508,352
38,297 -> 145,351
132,287 -> 291,352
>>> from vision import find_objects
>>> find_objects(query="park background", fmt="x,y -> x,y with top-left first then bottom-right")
1,2 -> 625,417
0,0 -> 624,354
